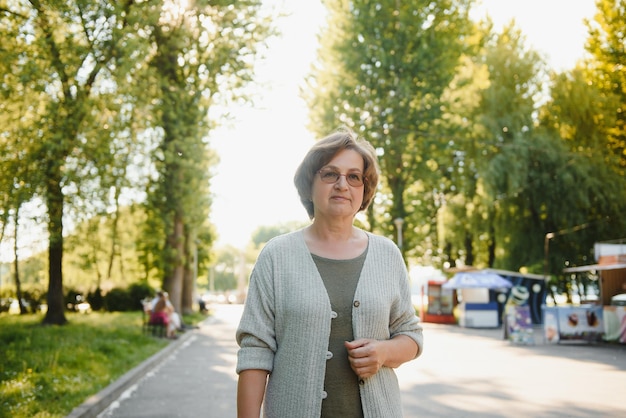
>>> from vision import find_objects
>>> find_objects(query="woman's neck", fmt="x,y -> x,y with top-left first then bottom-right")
304,223 -> 367,259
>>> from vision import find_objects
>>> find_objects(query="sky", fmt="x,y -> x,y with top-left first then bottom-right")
210,0 -> 598,249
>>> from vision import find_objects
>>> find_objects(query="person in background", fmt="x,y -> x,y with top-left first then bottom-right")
151,290 -> 183,331
150,291 -> 177,339
236,128 -> 424,418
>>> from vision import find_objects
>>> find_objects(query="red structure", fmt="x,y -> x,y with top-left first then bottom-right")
422,281 -> 456,324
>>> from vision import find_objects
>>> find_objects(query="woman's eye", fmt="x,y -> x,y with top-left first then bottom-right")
348,173 -> 362,182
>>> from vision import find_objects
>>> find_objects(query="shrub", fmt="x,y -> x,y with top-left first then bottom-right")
128,282 -> 154,310
0,285 -> 47,314
103,282 -> 155,312
0,297 -> 11,313
22,287 -> 47,313
103,288 -> 133,312
88,287 -> 104,311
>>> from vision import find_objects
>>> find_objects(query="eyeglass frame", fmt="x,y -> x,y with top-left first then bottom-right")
317,167 -> 366,187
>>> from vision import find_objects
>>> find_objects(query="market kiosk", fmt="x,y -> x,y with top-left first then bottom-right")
560,242 -> 626,344
442,271 -> 512,328
543,304 -> 604,344
423,281 -> 456,324
456,288 -> 500,328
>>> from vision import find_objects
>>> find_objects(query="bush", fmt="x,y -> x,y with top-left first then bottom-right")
128,282 -> 154,310
103,288 -> 133,312
103,282 -> 155,312
0,298 -> 11,313
22,288 -> 46,313
88,287 -> 104,311
0,285 -> 47,314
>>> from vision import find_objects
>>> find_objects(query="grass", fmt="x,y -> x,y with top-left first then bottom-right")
0,310 -> 208,418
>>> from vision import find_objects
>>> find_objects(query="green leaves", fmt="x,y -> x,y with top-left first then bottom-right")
306,0 -> 474,261
0,0 -> 273,320
304,0 -> 625,275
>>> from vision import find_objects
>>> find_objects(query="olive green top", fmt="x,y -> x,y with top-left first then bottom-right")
313,250 -> 367,418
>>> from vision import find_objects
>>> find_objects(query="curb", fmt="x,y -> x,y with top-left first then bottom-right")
66,330 -> 195,418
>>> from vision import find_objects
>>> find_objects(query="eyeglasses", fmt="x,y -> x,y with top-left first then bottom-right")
317,167 -> 365,187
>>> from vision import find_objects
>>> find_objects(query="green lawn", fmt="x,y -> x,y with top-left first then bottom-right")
0,311 -> 207,418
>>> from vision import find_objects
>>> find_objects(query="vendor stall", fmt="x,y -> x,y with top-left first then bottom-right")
459,301 -> 500,328
543,305 -> 604,344
423,281 -> 456,324
443,271 -> 512,328
561,241 -> 626,343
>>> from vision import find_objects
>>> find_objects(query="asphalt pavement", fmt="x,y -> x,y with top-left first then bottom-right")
69,304 -> 626,418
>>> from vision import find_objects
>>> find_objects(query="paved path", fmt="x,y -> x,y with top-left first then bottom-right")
92,304 -> 626,418
96,305 -> 241,418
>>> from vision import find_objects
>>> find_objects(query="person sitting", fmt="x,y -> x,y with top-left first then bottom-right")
151,290 -> 186,331
150,291 -> 177,339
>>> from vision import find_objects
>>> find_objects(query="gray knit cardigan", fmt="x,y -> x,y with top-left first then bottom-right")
236,229 -> 424,418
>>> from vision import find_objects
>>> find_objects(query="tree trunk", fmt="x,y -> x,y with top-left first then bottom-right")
444,242 -> 456,269
464,233 -> 474,267
164,215 -> 185,314
42,173 -> 67,325
107,187 -> 121,283
487,223 -> 496,268
182,262 -> 194,315
13,209 -> 27,315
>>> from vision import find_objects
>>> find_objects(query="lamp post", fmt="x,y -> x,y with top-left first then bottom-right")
394,217 -> 404,250
543,222 -> 593,279
543,232 -> 555,280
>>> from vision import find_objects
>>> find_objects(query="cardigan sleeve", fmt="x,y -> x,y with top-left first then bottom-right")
389,274 -> 424,359
236,244 -> 278,374
377,234 -> 424,358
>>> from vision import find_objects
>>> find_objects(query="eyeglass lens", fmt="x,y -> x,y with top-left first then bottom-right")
318,168 -> 364,187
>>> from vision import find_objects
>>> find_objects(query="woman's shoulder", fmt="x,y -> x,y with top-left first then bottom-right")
258,229 -> 305,255
364,231 -> 397,249
266,229 -> 303,245
363,231 -> 404,266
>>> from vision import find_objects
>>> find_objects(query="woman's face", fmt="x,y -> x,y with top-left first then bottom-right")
311,149 -> 365,221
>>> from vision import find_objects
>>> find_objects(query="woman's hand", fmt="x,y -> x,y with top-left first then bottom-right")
344,339 -> 385,379
345,335 -> 418,379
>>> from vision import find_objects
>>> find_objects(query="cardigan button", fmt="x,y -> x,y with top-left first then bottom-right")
326,351 -> 333,360
353,300 -> 360,308
321,391 -> 328,399
359,379 -> 365,385
330,310 -> 337,319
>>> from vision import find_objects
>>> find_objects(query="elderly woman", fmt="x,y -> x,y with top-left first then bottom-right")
236,129 -> 423,418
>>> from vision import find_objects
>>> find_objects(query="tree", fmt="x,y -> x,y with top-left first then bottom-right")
1,0 -> 275,322
584,0 -> 626,172
0,1 -> 151,325
305,0 -> 474,261
139,1 -> 273,314
535,0 -> 626,277
210,245 -> 240,292
250,221 -> 308,248
63,205 -> 148,291
463,21 -> 545,270
0,12 -> 46,314
538,70 -> 626,276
